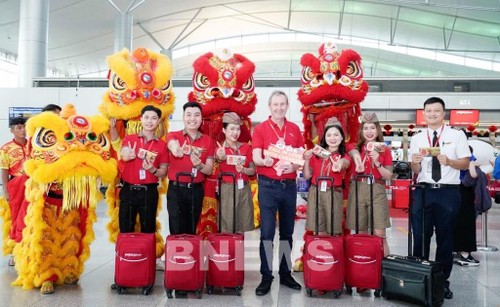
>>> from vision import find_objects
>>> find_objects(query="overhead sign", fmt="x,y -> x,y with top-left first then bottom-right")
449,109 -> 479,126
8,106 -> 43,125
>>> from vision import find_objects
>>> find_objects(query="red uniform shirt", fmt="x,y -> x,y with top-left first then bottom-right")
166,129 -> 215,183
252,117 -> 305,180
121,133 -> 168,184
357,144 -> 393,180
309,152 -> 351,188
0,139 -> 29,177
218,142 -> 253,183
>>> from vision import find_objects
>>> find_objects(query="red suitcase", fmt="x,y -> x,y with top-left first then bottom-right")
164,172 -> 205,299
113,232 -> 156,295
345,174 -> 384,296
206,172 -> 245,295
303,176 -> 344,298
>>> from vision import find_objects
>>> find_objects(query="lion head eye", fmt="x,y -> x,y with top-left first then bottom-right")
345,61 -> 362,78
241,77 -> 255,91
111,73 -> 127,91
64,131 -> 75,142
87,132 -> 97,142
301,66 -> 315,83
159,80 -> 172,91
194,73 -> 210,91
35,128 -> 57,148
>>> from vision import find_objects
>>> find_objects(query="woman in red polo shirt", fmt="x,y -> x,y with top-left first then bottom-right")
303,117 -> 351,235
347,112 -> 393,256
215,112 -> 255,233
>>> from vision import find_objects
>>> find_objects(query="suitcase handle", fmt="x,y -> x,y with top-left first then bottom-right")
354,174 -> 375,235
408,184 -> 426,257
315,176 -> 334,235
217,172 -> 237,233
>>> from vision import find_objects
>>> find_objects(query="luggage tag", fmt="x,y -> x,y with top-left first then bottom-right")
237,178 -> 244,190
191,167 -> 198,177
139,169 -> 146,180
320,180 -> 327,192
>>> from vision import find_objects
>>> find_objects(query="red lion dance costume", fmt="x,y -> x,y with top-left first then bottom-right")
294,41 -> 369,271
99,48 -> 175,257
10,111 -> 117,294
188,48 -> 258,237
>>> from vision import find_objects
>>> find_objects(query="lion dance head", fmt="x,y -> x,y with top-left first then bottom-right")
298,42 -> 369,148
99,47 -> 175,139
189,48 -> 257,143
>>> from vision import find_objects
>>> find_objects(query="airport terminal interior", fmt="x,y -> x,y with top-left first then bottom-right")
1,0 -> 500,306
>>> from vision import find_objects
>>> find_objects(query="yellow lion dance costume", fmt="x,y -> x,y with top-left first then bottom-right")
11,111 -> 117,294
99,48 -> 175,256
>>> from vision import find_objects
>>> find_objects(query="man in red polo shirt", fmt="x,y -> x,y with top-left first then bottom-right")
166,101 -> 215,235
253,90 -> 305,296
119,105 -> 168,233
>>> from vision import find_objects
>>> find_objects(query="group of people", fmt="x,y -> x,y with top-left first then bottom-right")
1,95 -> 482,301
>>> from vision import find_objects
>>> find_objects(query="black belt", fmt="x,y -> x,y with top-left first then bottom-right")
170,181 -> 203,188
122,182 -> 158,190
258,175 -> 295,185
421,183 -> 460,189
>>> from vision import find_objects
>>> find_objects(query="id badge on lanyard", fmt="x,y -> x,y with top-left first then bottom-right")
139,169 -> 146,180
237,178 -> 244,190
191,168 -> 198,177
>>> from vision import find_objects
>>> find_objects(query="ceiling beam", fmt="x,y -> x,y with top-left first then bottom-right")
338,0 -> 345,38
443,16 -> 457,50
390,6 -> 401,45
287,0 -> 292,29
169,8 -> 202,48
138,22 -> 165,50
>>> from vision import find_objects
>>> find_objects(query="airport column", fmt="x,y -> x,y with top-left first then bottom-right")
17,0 -> 49,87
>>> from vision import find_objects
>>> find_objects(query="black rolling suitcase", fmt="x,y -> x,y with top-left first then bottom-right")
382,184 -> 445,307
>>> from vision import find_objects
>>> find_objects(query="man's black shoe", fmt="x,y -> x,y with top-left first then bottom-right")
444,286 -> 453,299
280,275 -> 302,290
255,279 -> 272,296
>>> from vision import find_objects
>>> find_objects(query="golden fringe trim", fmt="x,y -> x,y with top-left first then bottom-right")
12,177 -> 100,289
251,180 -> 260,228
62,176 -> 99,212
0,197 -> 15,255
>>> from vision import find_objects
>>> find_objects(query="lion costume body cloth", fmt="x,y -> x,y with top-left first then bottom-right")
188,49 -> 258,237
11,112 -> 117,291
99,48 -> 175,256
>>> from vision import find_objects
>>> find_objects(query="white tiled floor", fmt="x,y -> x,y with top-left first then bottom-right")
1,196 -> 500,307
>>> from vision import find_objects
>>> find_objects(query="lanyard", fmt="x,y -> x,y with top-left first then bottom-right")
140,137 -> 155,152
268,119 -> 286,144
427,126 -> 444,147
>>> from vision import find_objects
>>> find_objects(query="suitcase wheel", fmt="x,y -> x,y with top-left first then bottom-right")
142,285 -> 153,295
374,289 -> 381,297
166,289 -> 173,298
116,286 -> 126,294
306,288 -> 313,297
207,285 -> 214,295
345,285 -> 353,295
235,286 -> 242,296
110,283 -> 117,290
195,289 -> 202,299
334,290 -> 342,299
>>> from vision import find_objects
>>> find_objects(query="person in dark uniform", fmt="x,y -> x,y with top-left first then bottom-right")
409,97 -> 471,300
